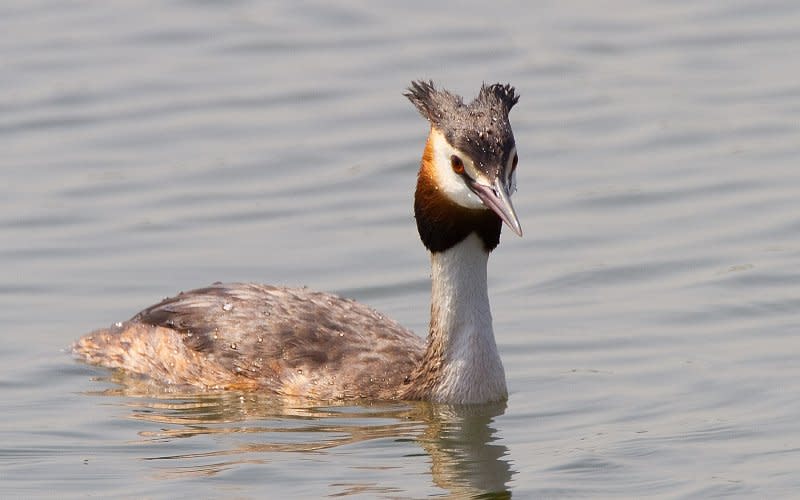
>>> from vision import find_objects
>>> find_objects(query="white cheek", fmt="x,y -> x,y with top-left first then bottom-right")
430,132 -> 485,210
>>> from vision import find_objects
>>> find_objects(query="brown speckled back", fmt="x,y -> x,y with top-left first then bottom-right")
74,282 -> 425,400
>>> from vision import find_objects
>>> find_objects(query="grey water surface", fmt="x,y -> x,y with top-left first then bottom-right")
2,0 -> 800,498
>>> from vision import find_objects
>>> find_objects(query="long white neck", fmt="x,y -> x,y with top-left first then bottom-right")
426,233 -> 507,403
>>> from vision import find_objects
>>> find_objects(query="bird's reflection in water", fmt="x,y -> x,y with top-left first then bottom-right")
88,372 -> 515,497
416,402 -> 512,498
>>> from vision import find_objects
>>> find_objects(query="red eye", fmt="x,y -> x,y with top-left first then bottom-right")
451,155 -> 465,174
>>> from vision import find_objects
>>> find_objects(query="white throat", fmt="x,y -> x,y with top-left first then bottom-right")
428,233 -> 507,403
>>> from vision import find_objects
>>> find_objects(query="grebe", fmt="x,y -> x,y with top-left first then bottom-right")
73,81 -> 522,404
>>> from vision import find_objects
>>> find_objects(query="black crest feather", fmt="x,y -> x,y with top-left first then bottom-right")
404,80 -> 462,127
477,82 -> 519,113
405,80 -> 519,129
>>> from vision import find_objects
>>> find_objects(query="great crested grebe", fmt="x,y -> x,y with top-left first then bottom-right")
73,81 -> 521,404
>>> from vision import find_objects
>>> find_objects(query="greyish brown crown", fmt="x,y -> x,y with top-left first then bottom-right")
405,80 -> 519,178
